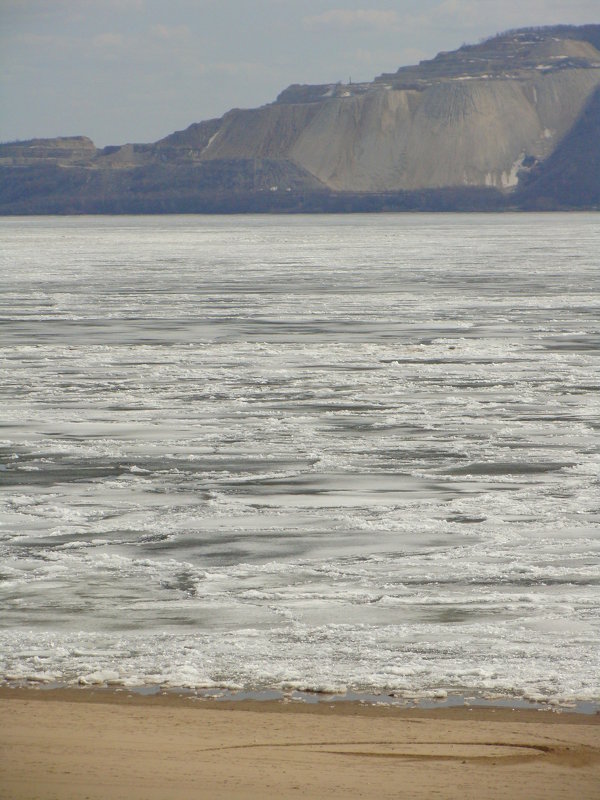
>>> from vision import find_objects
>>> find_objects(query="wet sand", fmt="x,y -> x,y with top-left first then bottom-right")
1,687 -> 599,799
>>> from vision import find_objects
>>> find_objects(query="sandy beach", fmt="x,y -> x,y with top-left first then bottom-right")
1,688 -> 599,799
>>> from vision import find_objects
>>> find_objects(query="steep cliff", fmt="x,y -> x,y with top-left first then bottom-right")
1,25 -> 599,212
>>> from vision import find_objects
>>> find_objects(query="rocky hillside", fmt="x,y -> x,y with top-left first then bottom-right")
1,25 -> 600,213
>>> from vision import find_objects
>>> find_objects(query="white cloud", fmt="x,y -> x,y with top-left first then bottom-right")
92,32 -> 126,48
433,0 -> 600,30
208,61 -> 271,78
1,0 -> 145,15
304,9 -> 401,32
150,24 -> 191,41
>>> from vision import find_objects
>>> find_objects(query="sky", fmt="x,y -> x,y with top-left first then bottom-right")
1,0 -> 598,146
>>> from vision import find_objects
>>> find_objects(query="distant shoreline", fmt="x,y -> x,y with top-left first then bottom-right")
1,205 -> 600,217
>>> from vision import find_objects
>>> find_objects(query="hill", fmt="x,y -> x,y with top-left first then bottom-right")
1,25 -> 599,213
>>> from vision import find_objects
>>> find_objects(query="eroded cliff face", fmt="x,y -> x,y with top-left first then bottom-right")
2,26 -> 600,211
152,26 -> 600,193
287,69 -> 600,191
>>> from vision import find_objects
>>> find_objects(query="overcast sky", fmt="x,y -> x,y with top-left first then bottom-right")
1,0 -> 598,146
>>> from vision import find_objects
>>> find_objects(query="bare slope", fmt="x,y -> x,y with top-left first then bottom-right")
152,26 -> 600,193
288,70 -> 600,190
168,30 -> 600,191
1,25 -> 600,211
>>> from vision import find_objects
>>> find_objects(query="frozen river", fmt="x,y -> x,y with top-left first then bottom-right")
0,213 -> 598,704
